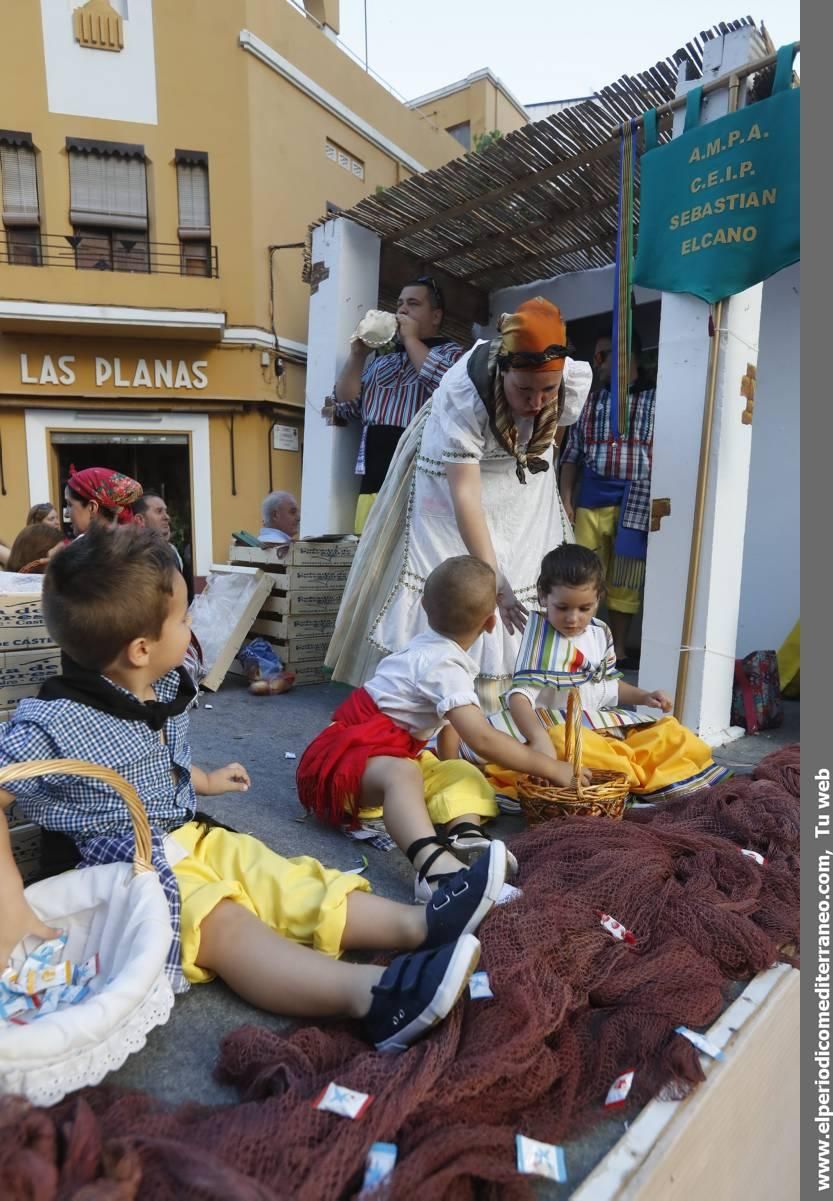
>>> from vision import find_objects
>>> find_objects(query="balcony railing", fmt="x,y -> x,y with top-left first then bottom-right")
0,231 -> 219,278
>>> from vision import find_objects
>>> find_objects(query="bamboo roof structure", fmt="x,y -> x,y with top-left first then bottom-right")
305,17 -> 775,337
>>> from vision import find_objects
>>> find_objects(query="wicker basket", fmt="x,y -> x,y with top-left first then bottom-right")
517,689 -> 631,824
0,759 -> 174,1106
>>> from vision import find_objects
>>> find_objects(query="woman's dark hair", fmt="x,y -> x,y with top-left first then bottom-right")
26,503 -> 56,525
67,485 -> 119,524
7,524 -> 64,573
537,544 -> 606,602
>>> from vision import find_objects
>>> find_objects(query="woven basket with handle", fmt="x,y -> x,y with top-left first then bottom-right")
0,759 -> 174,1107
0,758 -> 156,874
517,689 -> 630,824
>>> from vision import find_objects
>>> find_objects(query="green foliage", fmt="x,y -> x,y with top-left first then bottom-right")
472,129 -> 504,155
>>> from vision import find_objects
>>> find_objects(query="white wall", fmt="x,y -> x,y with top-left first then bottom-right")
484,265 -> 660,335
300,218 -> 381,536
736,263 -> 800,656
41,0 -> 158,125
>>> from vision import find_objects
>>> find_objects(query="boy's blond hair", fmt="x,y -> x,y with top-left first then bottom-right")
422,556 -> 496,639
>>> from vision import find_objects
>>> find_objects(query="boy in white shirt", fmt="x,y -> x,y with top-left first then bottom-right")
297,556 -> 587,899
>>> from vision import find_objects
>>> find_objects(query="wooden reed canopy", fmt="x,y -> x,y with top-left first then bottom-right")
305,17 -> 770,312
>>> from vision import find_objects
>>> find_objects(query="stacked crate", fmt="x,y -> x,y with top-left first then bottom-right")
0,578 -> 62,882
0,583 -> 61,720
228,538 -> 356,686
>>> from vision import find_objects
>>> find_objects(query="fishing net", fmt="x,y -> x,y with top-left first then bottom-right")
0,747 -> 800,1201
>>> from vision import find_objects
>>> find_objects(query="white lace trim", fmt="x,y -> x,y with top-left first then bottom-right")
0,975 -> 175,1107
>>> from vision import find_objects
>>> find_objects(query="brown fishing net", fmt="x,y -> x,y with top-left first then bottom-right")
0,746 -> 800,1201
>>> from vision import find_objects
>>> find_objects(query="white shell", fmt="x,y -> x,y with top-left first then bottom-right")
351,310 -> 398,349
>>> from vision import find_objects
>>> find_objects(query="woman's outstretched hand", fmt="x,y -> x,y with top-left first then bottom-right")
497,583 -> 528,635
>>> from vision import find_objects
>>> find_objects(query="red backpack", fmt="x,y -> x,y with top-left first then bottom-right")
731,651 -> 783,734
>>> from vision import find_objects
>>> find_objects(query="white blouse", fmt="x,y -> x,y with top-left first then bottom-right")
364,631 -> 480,740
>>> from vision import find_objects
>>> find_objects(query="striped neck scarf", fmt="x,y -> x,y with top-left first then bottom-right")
467,341 -> 561,485
510,611 -> 620,691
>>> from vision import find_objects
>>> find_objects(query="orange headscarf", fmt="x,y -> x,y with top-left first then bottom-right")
497,297 -> 568,372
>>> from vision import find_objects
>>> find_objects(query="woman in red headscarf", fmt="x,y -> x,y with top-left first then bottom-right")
327,298 -> 592,712
65,467 -> 143,536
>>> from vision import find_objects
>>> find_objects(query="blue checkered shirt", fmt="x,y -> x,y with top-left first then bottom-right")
0,669 -> 197,993
561,386 -> 655,533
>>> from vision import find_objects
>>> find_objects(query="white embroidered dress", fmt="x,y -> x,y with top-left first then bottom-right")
366,347 -> 588,701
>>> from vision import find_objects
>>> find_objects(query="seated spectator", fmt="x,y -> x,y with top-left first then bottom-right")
65,467 -> 142,536
259,491 -> 300,546
7,523 -> 64,574
26,503 -> 61,529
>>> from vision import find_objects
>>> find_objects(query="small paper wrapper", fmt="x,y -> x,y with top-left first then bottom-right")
675,1025 -> 725,1060
516,1135 -> 567,1182
73,953 -> 101,986
13,960 -> 73,996
604,1069 -> 635,1109
26,934 -> 68,967
740,848 -> 767,865
599,912 -> 637,946
468,971 -> 494,1000
314,1082 -> 373,1119
360,1142 -> 397,1194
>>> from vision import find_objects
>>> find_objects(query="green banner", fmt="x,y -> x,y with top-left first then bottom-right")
633,44 -> 800,304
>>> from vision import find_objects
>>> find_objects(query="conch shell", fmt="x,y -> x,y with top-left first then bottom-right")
350,309 -> 397,349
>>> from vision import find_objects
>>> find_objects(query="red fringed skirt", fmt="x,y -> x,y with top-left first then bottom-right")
296,688 -> 427,828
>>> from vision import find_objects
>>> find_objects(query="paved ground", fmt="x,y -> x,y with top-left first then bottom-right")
104,673 -> 799,1195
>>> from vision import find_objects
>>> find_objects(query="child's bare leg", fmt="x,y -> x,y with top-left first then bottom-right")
196,900 -> 383,1018
360,756 -> 466,879
340,890 -> 427,951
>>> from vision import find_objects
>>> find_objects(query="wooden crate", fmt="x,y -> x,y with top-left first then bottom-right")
228,545 -> 353,590
271,634 -> 331,664
282,538 -> 357,566
261,590 -> 343,617
192,565 -> 275,692
0,648 -> 61,707
0,592 -> 54,653
252,614 -> 336,640
572,965 -> 799,1201
284,661 -> 330,687
229,537 -> 357,567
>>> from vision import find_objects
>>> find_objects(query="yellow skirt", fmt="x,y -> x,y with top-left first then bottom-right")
485,716 -> 729,801
777,620 -> 800,698
356,749 -> 499,826
171,822 -> 371,984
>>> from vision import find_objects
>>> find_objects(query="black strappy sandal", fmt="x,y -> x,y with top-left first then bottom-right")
446,821 -> 519,877
406,835 -> 457,903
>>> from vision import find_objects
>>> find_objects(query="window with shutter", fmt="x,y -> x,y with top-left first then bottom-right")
68,146 -> 148,230
1,144 -> 40,226
176,154 -> 211,276
1,139 -> 41,265
176,160 -> 210,239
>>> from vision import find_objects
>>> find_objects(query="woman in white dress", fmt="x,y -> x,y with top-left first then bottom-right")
326,298 -> 592,710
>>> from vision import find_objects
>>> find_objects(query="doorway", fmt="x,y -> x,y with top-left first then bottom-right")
51,432 -> 193,579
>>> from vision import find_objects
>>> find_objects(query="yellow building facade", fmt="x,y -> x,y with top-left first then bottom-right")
0,0 -> 462,575
409,69 -> 529,152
